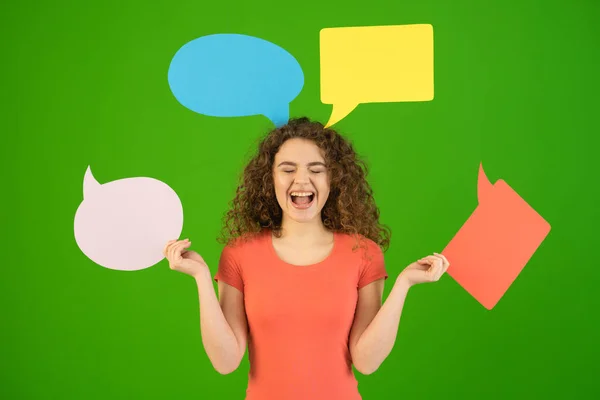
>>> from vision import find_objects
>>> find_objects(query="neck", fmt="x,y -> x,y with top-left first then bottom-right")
279,215 -> 328,240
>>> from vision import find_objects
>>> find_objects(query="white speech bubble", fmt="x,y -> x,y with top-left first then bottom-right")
74,166 -> 184,271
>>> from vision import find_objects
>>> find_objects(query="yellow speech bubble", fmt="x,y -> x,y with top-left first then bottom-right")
320,24 -> 434,127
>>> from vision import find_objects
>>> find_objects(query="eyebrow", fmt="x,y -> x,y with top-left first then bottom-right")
277,161 -> 327,167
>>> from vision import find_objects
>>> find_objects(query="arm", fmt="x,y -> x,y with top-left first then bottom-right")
195,268 -> 248,374
348,253 -> 449,374
349,276 -> 410,375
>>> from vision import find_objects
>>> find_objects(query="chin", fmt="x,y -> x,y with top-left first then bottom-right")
289,212 -> 321,223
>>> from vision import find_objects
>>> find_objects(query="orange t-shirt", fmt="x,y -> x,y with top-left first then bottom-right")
214,229 -> 388,400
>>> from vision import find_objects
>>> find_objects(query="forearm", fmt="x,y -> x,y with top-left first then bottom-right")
194,270 -> 242,374
352,277 -> 411,374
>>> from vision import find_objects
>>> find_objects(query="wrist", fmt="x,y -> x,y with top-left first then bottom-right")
395,273 -> 412,291
193,267 -> 212,284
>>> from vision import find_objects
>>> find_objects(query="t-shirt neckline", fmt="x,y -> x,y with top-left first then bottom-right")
266,229 -> 338,269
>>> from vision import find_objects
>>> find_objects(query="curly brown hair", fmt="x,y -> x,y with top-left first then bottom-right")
218,117 -> 391,252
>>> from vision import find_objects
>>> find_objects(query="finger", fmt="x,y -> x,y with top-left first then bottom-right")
173,239 -> 190,261
422,254 -> 443,264
433,255 -> 444,276
418,256 -> 435,265
434,252 -> 450,272
435,262 -> 444,281
167,242 -> 176,264
428,254 -> 445,272
181,239 -> 191,250
419,255 -> 439,265
427,260 -> 444,281
421,255 -> 442,274
436,257 -> 445,279
436,262 -> 445,280
169,240 -> 185,263
175,239 -> 192,260
165,240 -> 179,260
432,255 -> 447,278
426,262 -> 438,281
163,239 -> 177,257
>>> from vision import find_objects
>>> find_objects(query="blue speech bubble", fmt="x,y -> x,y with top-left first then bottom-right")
167,34 -> 304,127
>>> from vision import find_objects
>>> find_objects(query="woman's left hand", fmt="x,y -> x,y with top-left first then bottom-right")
397,252 -> 450,288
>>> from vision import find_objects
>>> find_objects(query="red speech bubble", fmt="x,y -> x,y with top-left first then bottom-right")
442,163 -> 551,310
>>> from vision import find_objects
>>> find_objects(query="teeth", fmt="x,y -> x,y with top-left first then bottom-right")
290,192 -> 314,197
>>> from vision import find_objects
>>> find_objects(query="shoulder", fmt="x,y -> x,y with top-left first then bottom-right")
216,230 -> 270,287
335,232 -> 387,288
335,232 -> 384,262
221,229 -> 270,258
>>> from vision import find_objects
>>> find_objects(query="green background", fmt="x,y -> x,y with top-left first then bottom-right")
2,0 -> 599,398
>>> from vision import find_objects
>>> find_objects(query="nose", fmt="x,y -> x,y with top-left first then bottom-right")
294,168 -> 310,184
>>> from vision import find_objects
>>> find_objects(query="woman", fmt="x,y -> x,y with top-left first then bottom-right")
163,117 -> 449,399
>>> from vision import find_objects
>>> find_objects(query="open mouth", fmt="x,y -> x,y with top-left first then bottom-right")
289,191 -> 315,209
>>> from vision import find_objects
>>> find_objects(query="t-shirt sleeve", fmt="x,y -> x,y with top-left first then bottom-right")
214,244 -> 244,293
358,240 -> 388,289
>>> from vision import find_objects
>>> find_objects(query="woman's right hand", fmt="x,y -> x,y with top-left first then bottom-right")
163,239 -> 209,279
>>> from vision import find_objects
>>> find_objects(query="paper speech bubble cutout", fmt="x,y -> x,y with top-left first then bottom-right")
441,163 -> 551,310
74,166 -> 184,271
168,33 -> 305,128
320,24 -> 434,127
